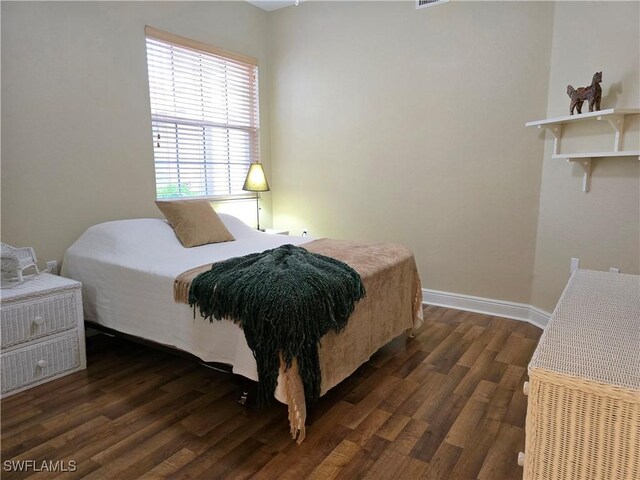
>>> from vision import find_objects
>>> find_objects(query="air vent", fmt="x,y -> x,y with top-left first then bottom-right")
416,0 -> 449,9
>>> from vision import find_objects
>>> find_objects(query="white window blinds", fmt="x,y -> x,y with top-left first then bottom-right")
145,27 -> 260,199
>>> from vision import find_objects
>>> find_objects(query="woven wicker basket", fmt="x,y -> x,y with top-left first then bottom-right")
524,270 -> 640,480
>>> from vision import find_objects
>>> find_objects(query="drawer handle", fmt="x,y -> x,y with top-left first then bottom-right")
36,360 -> 47,368
518,452 -> 525,466
33,316 -> 45,326
523,381 -> 529,395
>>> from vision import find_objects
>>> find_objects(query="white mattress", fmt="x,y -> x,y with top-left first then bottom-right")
61,214 -> 309,382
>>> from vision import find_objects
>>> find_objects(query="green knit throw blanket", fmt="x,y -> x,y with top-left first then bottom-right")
188,244 -> 366,405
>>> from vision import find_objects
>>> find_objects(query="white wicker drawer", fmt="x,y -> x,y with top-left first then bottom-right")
1,333 -> 81,395
1,290 -> 79,348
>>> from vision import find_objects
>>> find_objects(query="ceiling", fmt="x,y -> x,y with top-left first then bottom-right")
246,1 -> 297,11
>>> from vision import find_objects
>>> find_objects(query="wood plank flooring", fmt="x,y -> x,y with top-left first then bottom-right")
1,306 -> 541,479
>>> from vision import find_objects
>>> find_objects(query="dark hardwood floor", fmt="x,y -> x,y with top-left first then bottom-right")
1,306 -> 541,479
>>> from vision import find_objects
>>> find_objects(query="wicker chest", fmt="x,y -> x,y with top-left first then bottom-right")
1,273 -> 86,396
523,269 -> 640,480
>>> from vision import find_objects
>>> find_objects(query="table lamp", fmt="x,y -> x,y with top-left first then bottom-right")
242,162 -> 270,230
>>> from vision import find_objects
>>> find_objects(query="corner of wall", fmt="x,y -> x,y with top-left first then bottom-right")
529,1 -> 640,313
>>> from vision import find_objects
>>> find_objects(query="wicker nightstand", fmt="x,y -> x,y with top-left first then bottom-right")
1,273 -> 86,397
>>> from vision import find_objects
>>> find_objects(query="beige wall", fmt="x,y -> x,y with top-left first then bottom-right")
530,1 -> 640,312
1,1 -> 273,265
268,1 -> 554,304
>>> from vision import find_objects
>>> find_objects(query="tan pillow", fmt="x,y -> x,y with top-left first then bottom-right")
155,199 -> 235,248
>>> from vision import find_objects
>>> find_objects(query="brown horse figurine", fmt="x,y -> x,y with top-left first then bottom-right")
567,71 -> 602,115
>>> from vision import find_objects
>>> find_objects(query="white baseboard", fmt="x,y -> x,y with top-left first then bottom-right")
422,289 -> 550,329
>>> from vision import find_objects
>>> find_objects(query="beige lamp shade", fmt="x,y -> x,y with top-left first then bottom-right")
242,163 -> 270,192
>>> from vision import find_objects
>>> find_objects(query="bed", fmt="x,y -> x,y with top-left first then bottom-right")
62,214 -> 423,441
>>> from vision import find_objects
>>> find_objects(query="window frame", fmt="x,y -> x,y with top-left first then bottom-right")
145,26 -> 261,201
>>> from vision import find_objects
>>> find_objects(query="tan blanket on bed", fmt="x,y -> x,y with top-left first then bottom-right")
174,238 -> 423,443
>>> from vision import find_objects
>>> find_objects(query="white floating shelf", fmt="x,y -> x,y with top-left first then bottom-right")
525,108 -> 640,127
553,150 -> 640,160
526,108 -> 640,192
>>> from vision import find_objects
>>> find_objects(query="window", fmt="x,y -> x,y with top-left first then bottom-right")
145,26 -> 260,199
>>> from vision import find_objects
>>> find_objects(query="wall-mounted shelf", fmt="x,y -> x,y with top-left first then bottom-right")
525,108 -> 639,128
526,108 -> 640,192
552,150 -> 640,160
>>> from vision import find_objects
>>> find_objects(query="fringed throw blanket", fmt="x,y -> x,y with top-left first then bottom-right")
174,239 -> 423,444
185,244 -> 366,406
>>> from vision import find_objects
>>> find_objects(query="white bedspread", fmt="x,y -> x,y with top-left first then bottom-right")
61,214 -> 309,382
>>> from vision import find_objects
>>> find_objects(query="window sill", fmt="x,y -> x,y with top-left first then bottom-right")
155,194 -> 258,202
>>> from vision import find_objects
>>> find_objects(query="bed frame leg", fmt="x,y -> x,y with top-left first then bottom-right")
238,391 -> 250,406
